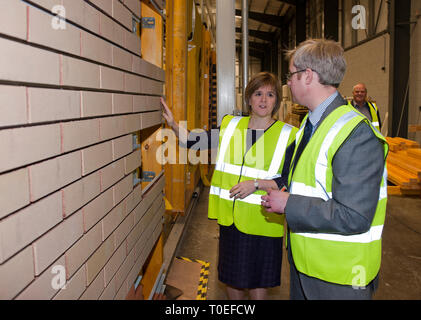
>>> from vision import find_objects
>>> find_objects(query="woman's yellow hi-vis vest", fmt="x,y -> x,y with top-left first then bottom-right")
288,105 -> 388,286
208,115 -> 297,237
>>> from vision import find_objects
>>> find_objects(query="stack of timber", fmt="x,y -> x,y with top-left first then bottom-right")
386,137 -> 421,196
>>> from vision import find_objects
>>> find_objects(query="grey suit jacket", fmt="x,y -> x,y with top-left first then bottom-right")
285,93 -> 386,300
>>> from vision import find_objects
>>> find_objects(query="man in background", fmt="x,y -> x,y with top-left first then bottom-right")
351,83 -> 382,131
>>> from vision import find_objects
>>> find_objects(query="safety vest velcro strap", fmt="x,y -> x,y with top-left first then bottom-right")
209,186 -> 262,205
294,225 -> 383,243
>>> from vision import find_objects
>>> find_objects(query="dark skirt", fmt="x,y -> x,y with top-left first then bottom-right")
217,224 -> 283,289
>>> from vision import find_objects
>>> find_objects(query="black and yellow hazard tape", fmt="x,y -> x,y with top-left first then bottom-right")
176,256 -> 210,300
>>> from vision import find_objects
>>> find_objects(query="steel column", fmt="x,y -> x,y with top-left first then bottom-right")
242,0 -> 249,113
216,0 -> 236,124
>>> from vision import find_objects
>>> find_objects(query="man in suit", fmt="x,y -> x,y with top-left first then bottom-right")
261,39 -> 388,300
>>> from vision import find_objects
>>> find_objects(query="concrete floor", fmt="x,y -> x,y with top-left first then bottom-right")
172,186 -> 421,300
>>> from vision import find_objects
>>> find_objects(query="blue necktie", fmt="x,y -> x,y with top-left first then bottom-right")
290,119 -> 313,179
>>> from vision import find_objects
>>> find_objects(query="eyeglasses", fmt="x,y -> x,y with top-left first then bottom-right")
286,68 -> 317,81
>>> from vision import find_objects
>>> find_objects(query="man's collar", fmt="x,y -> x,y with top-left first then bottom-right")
352,100 -> 368,108
308,91 -> 339,127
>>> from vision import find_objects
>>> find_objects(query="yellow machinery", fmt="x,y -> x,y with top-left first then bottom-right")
165,0 -> 214,215
137,0 -> 215,299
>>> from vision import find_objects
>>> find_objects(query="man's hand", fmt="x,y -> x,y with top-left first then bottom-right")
261,189 -> 289,213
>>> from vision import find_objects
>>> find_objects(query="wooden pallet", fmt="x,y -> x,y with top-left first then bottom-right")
386,137 -> 421,197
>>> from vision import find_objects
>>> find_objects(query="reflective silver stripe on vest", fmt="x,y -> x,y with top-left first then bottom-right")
209,185 -> 261,205
267,124 -> 293,176
216,163 -> 269,179
291,111 -> 359,201
295,225 -> 383,243
295,121 -> 306,146
291,110 -> 385,244
380,167 -> 387,200
368,102 -> 380,129
314,111 -> 359,200
369,102 -> 378,112
216,117 -> 242,170
289,181 -> 332,199
215,118 -> 289,179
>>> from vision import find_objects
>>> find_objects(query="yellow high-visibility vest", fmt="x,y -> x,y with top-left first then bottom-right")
288,105 -> 388,286
209,115 -> 297,237
349,101 -> 381,131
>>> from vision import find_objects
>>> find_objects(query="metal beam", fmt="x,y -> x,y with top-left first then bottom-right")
236,39 -> 269,51
235,28 -> 274,42
324,0 -> 338,41
374,0 -> 385,35
295,0 -> 306,44
390,0 -> 411,137
237,46 -> 264,60
235,9 -> 284,28
249,48 -> 265,60
236,40 -> 278,74
283,4 -> 296,26
273,0 -> 297,6
271,38 -> 278,74
280,24 -> 289,84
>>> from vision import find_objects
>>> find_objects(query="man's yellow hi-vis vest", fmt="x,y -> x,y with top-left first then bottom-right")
367,102 -> 381,131
349,100 -> 381,131
209,115 -> 297,237
288,105 -> 388,286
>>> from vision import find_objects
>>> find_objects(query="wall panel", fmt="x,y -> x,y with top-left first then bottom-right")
0,0 -> 164,300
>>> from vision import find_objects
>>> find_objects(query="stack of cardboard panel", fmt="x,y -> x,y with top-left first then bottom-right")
0,0 -> 165,300
284,103 -> 308,128
386,137 -> 421,196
